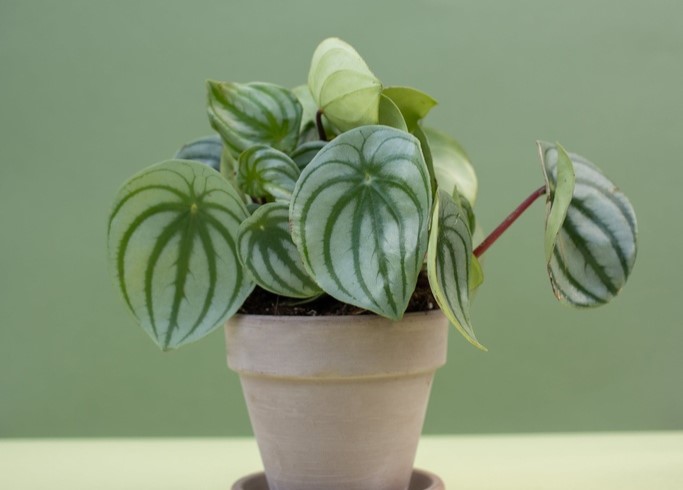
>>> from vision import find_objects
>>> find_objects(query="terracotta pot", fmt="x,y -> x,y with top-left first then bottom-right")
225,310 -> 448,490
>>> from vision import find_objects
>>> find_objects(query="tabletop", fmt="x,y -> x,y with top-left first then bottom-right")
1,433 -> 682,489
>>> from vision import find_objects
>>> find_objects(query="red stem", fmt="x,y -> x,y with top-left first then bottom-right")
316,110 -> 327,141
473,185 -> 547,258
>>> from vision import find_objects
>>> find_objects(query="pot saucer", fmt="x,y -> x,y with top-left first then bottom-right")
232,469 -> 445,490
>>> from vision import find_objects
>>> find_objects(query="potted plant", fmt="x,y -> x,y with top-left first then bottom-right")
107,38 -> 638,490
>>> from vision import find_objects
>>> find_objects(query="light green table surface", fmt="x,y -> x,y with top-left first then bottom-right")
1,433 -> 681,489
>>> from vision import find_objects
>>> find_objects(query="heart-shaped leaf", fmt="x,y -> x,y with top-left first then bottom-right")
382,86 -> 437,131
424,126 -> 478,205
427,189 -> 485,350
538,142 -> 638,307
174,134 -> 223,172
237,145 -> 300,201
290,125 -> 432,320
238,202 -> 321,298
107,160 -> 254,350
207,81 -> 302,157
308,37 -> 382,132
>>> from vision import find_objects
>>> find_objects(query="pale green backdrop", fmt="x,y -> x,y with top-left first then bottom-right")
1,0 -> 681,437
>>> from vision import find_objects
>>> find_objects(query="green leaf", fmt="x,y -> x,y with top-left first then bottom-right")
308,37 -> 382,132
290,126 -> 432,320
382,86 -> 437,131
469,254 -> 484,292
543,143 -> 575,263
174,134 -> 222,172
424,126 -> 478,205
207,81 -> 302,157
238,202 -> 322,298
427,189 -> 486,351
378,94 -> 408,132
538,142 -> 638,307
107,160 -> 254,350
290,140 -> 326,170
237,145 -> 300,201
292,84 -> 318,134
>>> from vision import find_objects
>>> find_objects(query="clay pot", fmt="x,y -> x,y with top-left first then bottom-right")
225,310 -> 448,490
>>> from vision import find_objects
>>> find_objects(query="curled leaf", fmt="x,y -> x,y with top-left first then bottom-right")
308,37 -> 382,132
237,145 -> 300,202
382,86 -> 437,132
538,142 -> 638,307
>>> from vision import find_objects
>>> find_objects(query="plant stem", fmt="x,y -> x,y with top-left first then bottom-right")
473,185 -> 547,258
316,110 -> 327,141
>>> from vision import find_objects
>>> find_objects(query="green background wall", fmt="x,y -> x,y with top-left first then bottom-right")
1,0 -> 681,437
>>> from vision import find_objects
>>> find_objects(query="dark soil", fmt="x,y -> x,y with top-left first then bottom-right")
238,271 -> 437,316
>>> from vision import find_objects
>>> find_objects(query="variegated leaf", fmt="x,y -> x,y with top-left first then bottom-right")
290,140 -> 326,170
382,86 -> 437,132
207,81 -> 302,157
308,37 -> 382,132
237,145 -> 300,201
107,160 -> 254,350
290,126 -> 432,320
538,142 -> 638,307
174,134 -> 223,172
238,202 -> 321,298
424,126 -> 478,205
427,189 -> 485,350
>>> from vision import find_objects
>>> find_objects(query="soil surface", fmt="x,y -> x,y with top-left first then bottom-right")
238,271 -> 437,316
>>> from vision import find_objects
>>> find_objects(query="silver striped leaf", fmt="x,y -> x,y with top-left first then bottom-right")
424,126 -> 478,205
427,189 -> 486,351
237,145 -> 300,202
207,81 -> 302,158
290,140 -> 326,170
107,160 -> 254,350
238,202 -> 322,298
538,142 -> 638,307
308,37 -> 382,132
290,125 -> 432,320
174,134 -> 223,172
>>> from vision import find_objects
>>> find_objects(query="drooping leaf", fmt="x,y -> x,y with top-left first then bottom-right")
207,81 -> 302,157
174,134 -> 223,172
107,160 -> 254,350
427,189 -> 485,350
382,86 -> 437,131
290,140 -> 326,170
543,143 -> 575,263
424,126 -> 478,205
308,37 -> 382,132
378,94 -> 408,132
411,124 -> 438,198
238,202 -> 322,298
237,145 -> 300,201
290,126 -> 432,320
538,142 -> 638,307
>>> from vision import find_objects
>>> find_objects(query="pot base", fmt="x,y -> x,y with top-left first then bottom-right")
231,469 -> 445,490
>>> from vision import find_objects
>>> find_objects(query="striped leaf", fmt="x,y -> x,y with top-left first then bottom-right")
538,142 -> 638,307
427,189 -> 486,351
290,125 -> 432,320
107,160 -> 254,350
237,145 -> 300,201
238,202 -> 322,298
207,81 -> 302,157
424,126 -> 478,205
308,37 -> 382,132
290,140 -> 326,170
174,134 -> 223,172
382,86 -> 437,132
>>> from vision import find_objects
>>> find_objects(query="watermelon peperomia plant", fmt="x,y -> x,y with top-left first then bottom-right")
107,38 -> 638,351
